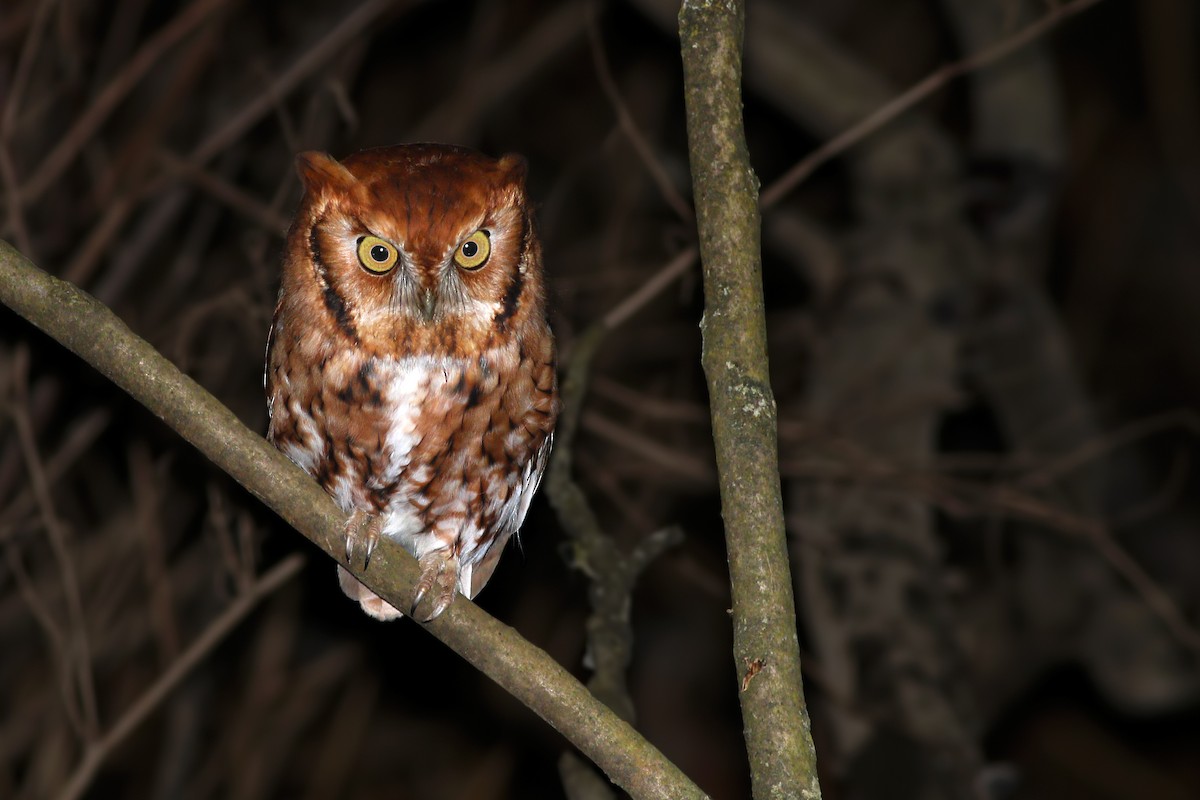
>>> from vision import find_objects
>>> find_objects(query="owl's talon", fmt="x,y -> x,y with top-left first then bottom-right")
343,509 -> 381,569
363,521 -> 380,568
409,575 -> 430,619
410,550 -> 460,622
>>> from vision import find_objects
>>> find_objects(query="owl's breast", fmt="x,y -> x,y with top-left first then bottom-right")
268,349 -> 394,515
269,345 -> 554,564
391,348 -> 556,564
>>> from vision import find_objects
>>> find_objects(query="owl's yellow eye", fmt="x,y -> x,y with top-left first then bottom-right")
453,230 -> 491,270
356,236 -> 398,274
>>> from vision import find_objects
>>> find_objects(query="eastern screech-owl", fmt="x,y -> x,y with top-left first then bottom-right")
266,143 -> 558,621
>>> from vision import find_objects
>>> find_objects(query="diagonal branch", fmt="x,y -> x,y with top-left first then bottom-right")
0,238 -> 708,800
56,554 -> 306,800
758,0 -> 1105,208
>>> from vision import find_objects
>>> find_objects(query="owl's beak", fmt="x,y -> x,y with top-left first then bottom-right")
420,289 -> 437,322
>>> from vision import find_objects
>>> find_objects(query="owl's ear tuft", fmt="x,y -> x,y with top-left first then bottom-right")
296,151 -> 357,195
497,153 -> 528,187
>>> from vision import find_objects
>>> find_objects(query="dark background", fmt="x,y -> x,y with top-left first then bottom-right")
1,1 -> 1198,798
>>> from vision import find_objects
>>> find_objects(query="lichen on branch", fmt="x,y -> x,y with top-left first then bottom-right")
678,1 -> 822,798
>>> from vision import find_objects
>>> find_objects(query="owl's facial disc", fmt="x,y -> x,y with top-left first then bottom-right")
404,225 -> 495,324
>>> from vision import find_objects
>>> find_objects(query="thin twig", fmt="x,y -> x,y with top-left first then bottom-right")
601,247 -> 697,330
12,362 -> 99,741
55,554 -> 306,800
547,324 -> 686,796
61,193 -> 137,287
187,0 -> 401,167
0,409 -> 110,540
781,436 -> 1200,652
1111,448 -> 1190,529
18,0 -> 237,204
157,150 -> 290,234
586,0 -> 692,223
0,0 -> 56,136
39,0 -> 400,286
759,0 -> 1105,208
582,411 -> 713,484
0,239 -> 708,800
575,450 -> 660,534
591,377 -> 710,425
2,540 -> 83,737
409,2 -> 587,140
129,443 -> 181,663
1018,409 -> 1200,490
0,145 -> 34,258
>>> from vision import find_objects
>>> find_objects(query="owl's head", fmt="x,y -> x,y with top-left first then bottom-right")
280,143 -> 546,358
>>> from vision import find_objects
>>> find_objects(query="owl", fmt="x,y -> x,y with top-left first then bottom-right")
265,143 -> 558,621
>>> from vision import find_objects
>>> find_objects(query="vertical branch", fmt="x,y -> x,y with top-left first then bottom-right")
678,3 -> 820,799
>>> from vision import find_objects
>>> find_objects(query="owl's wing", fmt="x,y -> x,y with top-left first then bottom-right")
263,302 -> 283,422
468,431 -> 554,598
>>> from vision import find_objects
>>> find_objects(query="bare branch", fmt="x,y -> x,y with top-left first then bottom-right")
0,239 -> 708,800
759,0 -> 1106,208
55,554 -> 306,800
17,0 -> 238,204
679,3 -> 821,798
586,0 -> 693,223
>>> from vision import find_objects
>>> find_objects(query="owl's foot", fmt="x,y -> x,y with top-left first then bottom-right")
410,549 -> 461,622
337,566 -> 403,621
337,510 -> 402,620
343,509 -> 383,569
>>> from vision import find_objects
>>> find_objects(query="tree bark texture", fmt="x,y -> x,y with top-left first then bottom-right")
679,3 -> 822,799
